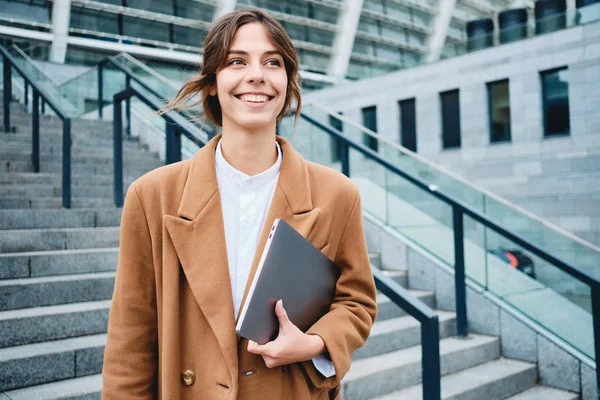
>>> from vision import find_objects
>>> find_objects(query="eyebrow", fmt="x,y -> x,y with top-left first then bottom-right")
227,50 -> 282,57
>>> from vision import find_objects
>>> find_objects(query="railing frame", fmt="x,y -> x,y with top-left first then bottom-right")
301,112 -> 600,398
1,45 -> 72,208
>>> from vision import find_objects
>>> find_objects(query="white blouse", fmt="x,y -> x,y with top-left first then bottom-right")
214,139 -> 335,378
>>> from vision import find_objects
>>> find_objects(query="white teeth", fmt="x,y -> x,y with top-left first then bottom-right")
239,94 -> 269,103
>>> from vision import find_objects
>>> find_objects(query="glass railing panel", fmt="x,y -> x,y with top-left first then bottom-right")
482,226 -> 594,358
112,54 -> 180,100
385,166 -> 455,268
6,45 -> 80,117
300,101 -> 600,359
349,147 -> 388,224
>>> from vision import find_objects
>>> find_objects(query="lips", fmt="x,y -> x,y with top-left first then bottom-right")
234,93 -> 275,103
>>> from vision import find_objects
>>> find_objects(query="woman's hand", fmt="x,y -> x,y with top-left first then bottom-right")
247,299 -> 326,368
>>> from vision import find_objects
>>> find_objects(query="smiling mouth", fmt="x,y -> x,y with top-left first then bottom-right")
234,94 -> 275,103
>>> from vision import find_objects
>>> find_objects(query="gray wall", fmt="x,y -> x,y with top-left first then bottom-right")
306,19 -> 600,246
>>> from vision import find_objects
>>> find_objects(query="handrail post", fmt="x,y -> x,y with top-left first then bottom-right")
62,118 -> 71,209
340,140 -> 350,177
32,90 -> 40,173
114,97 -> 124,207
98,63 -> 103,119
453,206 -> 469,338
591,283 -> 600,399
421,315 -> 441,400
24,80 -> 28,112
125,75 -> 131,139
3,55 -> 11,133
166,123 -> 181,165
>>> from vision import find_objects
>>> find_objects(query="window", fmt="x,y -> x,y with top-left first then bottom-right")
398,98 -> 417,152
440,89 -> 461,149
328,113 -> 343,163
541,67 -> 570,137
487,79 -> 511,143
361,106 -> 379,152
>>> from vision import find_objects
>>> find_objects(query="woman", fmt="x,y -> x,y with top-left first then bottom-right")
102,8 -> 377,400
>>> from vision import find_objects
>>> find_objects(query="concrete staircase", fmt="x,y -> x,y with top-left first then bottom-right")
0,99 -> 579,399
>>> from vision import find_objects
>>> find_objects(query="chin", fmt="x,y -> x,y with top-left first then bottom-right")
232,113 -> 279,131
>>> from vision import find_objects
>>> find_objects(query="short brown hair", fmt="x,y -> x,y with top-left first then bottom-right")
159,8 -> 301,126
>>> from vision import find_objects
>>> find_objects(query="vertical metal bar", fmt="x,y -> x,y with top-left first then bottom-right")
41,98 -> 45,115
32,90 -> 40,173
24,81 -> 29,112
98,63 -> 103,119
421,316 -> 441,400
340,141 -> 350,177
166,123 -> 181,164
453,207 -> 468,337
62,118 -> 71,209
591,284 -> 600,399
125,75 -> 131,139
3,56 -> 11,133
114,98 -> 124,207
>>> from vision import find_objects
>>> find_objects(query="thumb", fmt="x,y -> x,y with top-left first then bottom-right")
275,299 -> 290,327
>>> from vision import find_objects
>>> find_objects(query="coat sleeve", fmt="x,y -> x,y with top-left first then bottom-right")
102,182 -> 159,399
302,188 -> 378,389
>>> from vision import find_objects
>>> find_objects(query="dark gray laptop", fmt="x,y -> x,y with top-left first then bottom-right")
235,218 -> 341,345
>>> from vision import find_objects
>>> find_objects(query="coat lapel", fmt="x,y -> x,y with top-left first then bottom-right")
163,134 -> 238,382
163,133 -> 321,378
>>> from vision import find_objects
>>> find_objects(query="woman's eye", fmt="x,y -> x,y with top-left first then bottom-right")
266,59 -> 281,66
228,59 -> 244,66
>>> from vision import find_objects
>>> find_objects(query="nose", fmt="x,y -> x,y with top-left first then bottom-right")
245,62 -> 265,84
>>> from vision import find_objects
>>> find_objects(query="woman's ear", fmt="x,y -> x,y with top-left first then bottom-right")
208,84 -> 217,97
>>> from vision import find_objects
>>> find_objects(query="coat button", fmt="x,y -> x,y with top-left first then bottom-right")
181,369 -> 195,386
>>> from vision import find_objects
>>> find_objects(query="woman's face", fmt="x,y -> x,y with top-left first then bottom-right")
213,22 -> 288,132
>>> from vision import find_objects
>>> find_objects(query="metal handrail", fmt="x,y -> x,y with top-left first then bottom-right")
111,85 -> 206,207
372,267 -> 441,400
1,44 -> 73,208
307,100 -> 600,254
301,112 -> 600,396
97,56 -> 215,140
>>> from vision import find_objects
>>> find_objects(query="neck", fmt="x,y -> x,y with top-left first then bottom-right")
219,121 -> 278,176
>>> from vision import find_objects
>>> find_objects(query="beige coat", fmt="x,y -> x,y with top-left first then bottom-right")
101,134 -> 378,400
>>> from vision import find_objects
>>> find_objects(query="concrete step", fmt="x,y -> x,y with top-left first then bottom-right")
0,196 -> 116,209
354,311 -> 456,360
370,358 -> 537,400
0,149 -> 159,165
0,208 -> 122,230
505,385 -> 579,400
0,373 -> 102,400
376,290 -> 435,321
0,183 -> 133,199
0,172 -> 139,186
342,334 -> 500,400
1,130 -> 123,147
0,141 -> 153,158
381,269 -> 407,288
0,333 -> 106,392
0,226 -> 120,253
1,130 -> 140,149
0,300 -> 110,348
0,272 -> 115,311
0,247 -> 118,279
0,158 -> 161,174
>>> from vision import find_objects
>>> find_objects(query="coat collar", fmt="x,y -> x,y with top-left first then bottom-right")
163,133 -> 320,384
177,133 -> 313,221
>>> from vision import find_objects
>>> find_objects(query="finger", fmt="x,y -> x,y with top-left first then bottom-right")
247,340 -> 265,355
275,299 -> 290,326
